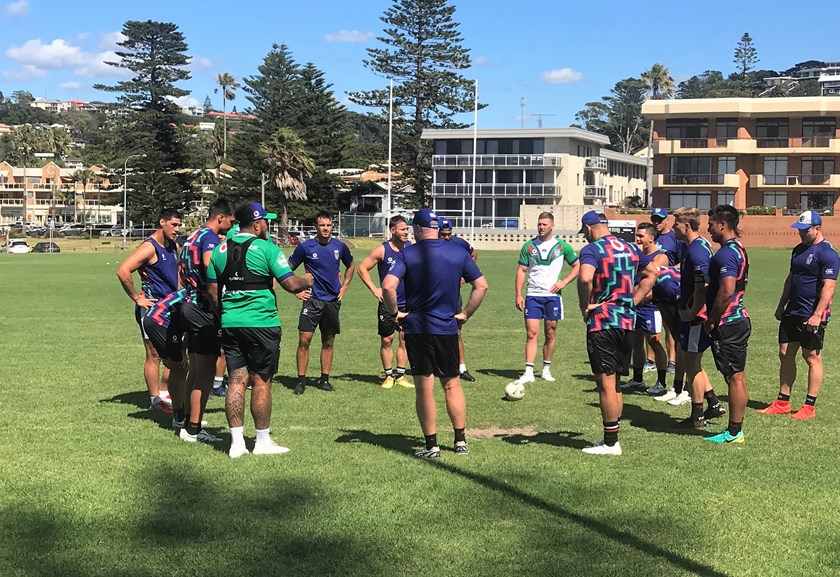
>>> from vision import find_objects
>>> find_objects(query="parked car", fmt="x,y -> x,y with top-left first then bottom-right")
59,224 -> 86,237
288,229 -> 303,245
26,226 -> 47,237
100,226 -> 125,237
2,239 -> 31,253
32,241 -> 60,253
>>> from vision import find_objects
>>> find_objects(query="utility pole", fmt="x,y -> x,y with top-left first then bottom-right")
520,97 -> 526,128
530,113 -> 556,128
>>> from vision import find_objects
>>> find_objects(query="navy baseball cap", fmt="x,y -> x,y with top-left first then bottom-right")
651,208 -> 668,221
578,210 -> 609,234
439,218 -> 453,232
413,208 -> 439,229
791,210 -> 822,230
234,202 -> 277,225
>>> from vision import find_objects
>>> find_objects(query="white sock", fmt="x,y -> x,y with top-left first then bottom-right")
524,363 -> 534,376
459,364 -> 467,373
543,362 -> 551,371
213,377 -> 224,385
230,426 -> 245,447
255,428 -> 272,444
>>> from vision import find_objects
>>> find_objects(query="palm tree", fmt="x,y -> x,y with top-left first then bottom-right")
259,127 -> 315,228
71,168 -> 94,223
44,128 -> 71,161
214,72 -> 240,159
640,64 -> 675,207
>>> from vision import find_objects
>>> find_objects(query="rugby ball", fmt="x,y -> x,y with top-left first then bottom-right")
504,382 -> 526,401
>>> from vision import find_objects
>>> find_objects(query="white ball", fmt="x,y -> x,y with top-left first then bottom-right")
504,381 -> 526,401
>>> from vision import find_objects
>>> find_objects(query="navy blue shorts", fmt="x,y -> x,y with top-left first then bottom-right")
636,305 -> 662,335
680,321 -> 711,353
524,295 -> 563,321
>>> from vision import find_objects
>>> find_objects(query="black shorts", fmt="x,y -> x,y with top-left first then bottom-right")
141,317 -> 183,362
711,318 -> 751,378
586,329 -> 634,376
405,333 -> 460,378
180,301 -> 221,356
779,315 -> 826,351
222,327 -> 281,381
298,297 -> 341,335
377,303 -> 404,338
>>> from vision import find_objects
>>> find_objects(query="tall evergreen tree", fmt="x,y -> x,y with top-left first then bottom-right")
243,44 -> 303,132
203,95 -> 213,112
575,78 -> 648,154
94,20 -> 194,223
348,0 -> 477,205
734,33 -> 759,77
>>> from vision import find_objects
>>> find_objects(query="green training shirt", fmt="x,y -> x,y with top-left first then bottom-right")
207,233 -> 294,328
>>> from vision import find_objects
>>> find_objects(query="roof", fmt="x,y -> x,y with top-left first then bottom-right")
642,97 -> 840,118
421,127 -> 611,145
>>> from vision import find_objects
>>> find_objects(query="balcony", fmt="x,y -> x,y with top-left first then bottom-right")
749,174 -> 840,189
584,157 -> 607,171
432,154 -> 561,168
584,185 -> 606,199
656,173 -> 740,188
431,183 -> 557,198
653,137 -> 840,155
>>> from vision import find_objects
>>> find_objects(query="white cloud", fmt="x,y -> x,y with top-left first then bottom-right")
189,55 -> 214,69
5,0 -> 28,16
6,38 -> 85,69
324,30 -> 374,43
99,31 -> 126,50
542,68 -> 584,84
168,95 -> 201,109
473,56 -> 490,68
73,50 -> 128,78
2,64 -> 47,81
57,81 -> 82,89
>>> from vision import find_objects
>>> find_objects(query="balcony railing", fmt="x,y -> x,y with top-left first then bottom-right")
584,157 -> 607,171
432,183 -> 557,197
760,174 -> 832,186
432,154 -> 561,168
664,174 -> 725,185
802,136 -> 831,147
679,138 -> 709,148
584,185 -> 606,198
757,138 -> 790,148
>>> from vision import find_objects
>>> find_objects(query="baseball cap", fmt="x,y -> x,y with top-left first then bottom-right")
439,218 -> 453,232
651,208 -> 668,221
578,210 -> 609,234
234,202 -> 277,225
413,208 -> 439,229
791,210 -> 822,230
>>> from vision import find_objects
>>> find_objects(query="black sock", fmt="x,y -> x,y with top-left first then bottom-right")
384,368 -> 393,377
657,369 -> 667,384
633,367 -> 643,382
704,389 -> 721,408
186,421 -> 201,436
727,420 -> 742,436
805,395 -> 817,406
674,378 -> 684,394
320,373 -> 329,383
396,367 -> 406,376
778,392 -> 791,402
424,433 -> 438,450
603,421 -> 620,446
174,408 -> 185,422
298,375 -> 306,383
691,402 -> 705,420
454,428 -> 466,443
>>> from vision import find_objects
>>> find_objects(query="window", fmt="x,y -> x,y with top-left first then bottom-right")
763,157 -> 788,185
756,119 -> 789,147
498,140 -> 513,154
464,170 -> 492,183
763,192 -> 787,207
802,157 -> 834,185
665,119 -> 708,140
519,139 -> 534,154
524,170 -> 545,183
717,192 -> 735,206
802,118 -> 835,142
716,119 -> 738,140
717,157 -> 736,175
801,193 -> 834,212
668,157 -> 713,184
446,140 -> 461,155
495,170 -> 522,184
668,191 -> 711,210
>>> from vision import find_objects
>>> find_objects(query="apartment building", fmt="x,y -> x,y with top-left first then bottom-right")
421,128 -> 647,228
642,97 -> 840,212
0,162 -> 119,225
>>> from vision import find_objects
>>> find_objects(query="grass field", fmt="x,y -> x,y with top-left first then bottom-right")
1,246 -> 838,577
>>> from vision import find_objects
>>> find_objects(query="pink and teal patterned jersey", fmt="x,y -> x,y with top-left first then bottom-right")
579,235 -> 641,332
707,238 -> 750,326
146,289 -> 188,329
653,266 -> 681,305
179,226 -> 221,309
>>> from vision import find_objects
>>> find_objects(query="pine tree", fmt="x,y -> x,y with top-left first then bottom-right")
348,0 -> 478,205
203,95 -> 213,112
243,44 -> 303,133
94,20 -> 194,223
734,33 -> 759,77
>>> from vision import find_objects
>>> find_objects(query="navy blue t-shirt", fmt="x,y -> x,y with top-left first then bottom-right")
786,240 -> 840,321
679,237 -> 713,321
289,238 -> 353,302
448,235 -> 474,255
377,240 -> 408,308
386,239 -> 482,335
655,230 -> 684,267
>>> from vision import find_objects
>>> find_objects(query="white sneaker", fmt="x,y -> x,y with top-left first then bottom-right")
654,388 -> 677,402
179,428 -> 197,443
582,441 -> 622,456
646,382 -> 666,396
253,439 -> 291,455
667,390 -> 691,406
229,444 -> 249,459
514,373 -> 535,386
541,369 -> 555,382
620,379 -> 644,391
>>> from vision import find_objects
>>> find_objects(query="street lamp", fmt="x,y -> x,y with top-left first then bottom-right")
123,153 -> 147,250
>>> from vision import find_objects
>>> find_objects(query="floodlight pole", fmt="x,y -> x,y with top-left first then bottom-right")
386,79 -> 393,235
470,80 -> 478,244
123,153 -> 146,250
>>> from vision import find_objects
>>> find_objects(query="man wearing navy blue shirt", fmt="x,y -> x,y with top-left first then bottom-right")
439,218 -> 479,382
759,210 -> 840,420
288,212 -> 355,394
383,209 -> 488,459
651,207 -> 681,374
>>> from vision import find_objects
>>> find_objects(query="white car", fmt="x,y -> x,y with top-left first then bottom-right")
2,239 -> 32,253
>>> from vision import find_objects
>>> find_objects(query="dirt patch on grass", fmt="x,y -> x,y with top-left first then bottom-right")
466,426 -> 540,439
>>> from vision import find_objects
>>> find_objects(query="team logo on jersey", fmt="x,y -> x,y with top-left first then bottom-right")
552,248 -> 562,258
386,257 -> 395,265
827,268 -> 835,275
219,243 -> 227,253
311,252 -> 319,259
528,245 -> 538,257
807,254 -> 814,265
334,250 -> 340,260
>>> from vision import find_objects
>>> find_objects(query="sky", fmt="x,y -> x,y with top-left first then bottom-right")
2,0 -> 839,128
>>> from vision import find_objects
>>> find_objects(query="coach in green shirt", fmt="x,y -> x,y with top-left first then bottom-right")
207,202 -> 313,459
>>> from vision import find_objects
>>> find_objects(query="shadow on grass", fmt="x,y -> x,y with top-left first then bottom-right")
585,402 -> 709,437
718,394 -> 769,411
498,430 -> 589,450
272,374 -> 301,391
477,368 -> 520,380
335,429 -> 729,577
335,372 -> 384,386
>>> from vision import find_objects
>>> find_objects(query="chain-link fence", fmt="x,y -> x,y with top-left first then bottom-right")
336,213 -> 388,238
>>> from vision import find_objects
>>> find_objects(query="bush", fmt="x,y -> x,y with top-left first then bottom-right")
745,205 -> 778,215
